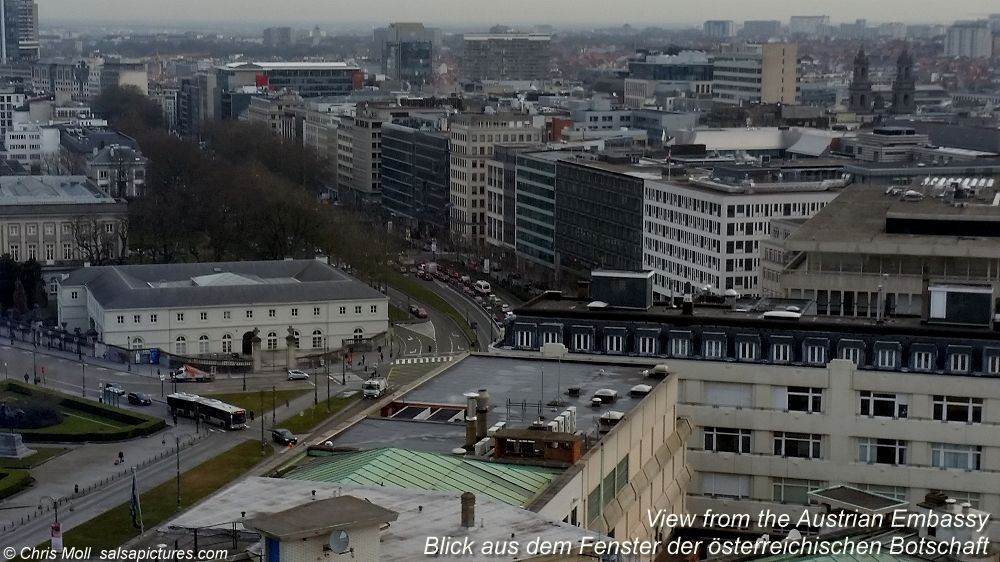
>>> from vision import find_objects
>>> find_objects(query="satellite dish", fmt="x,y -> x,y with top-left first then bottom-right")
328,529 -> 350,554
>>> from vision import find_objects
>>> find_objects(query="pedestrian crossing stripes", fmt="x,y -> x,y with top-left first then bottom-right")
393,355 -> 457,366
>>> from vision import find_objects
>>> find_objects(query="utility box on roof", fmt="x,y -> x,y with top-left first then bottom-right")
590,270 -> 654,310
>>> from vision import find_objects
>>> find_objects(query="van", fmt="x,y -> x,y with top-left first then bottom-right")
473,280 -> 491,295
362,378 -> 388,399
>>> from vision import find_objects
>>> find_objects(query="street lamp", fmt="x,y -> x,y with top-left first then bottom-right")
80,362 -> 85,398
259,389 -> 265,453
174,433 -> 194,510
271,385 -> 276,424
126,337 -> 132,372
39,495 -> 61,523
3,362 -> 6,380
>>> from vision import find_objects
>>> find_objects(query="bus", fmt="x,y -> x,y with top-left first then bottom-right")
167,392 -> 247,430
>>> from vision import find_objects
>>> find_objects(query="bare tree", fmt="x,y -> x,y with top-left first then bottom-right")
70,216 -> 116,265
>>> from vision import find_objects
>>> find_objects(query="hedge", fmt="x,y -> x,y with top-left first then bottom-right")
0,469 -> 32,500
1,381 -> 166,442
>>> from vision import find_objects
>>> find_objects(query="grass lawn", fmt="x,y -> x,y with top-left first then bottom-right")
0,446 -> 68,469
0,389 -> 138,437
388,273 -> 478,349
205,390 -> 308,415
281,396 -> 355,434
0,469 -> 31,500
388,303 -> 409,322
40,440 -> 268,553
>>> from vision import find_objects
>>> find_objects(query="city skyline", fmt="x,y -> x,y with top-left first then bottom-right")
37,0 -> 997,27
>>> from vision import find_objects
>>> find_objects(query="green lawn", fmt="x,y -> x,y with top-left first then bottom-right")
0,469 -> 31,499
388,273 -> 478,349
38,440 -> 268,553
204,390 -> 308,416
20,408 -> 130,435
281,396 -> 355,434
0,446 -> 68,469
388,303 -> 409,322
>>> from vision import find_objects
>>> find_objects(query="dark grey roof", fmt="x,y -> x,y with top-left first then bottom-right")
89,145 -> 147,165
63,260 -> 385,310
247,495 -> 398,539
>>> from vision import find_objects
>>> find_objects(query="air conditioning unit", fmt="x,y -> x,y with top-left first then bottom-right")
474,437 -> 491,456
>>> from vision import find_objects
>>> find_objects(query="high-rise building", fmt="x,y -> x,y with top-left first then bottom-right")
847,47 -> 873,113
462,33 -> 551,81
890,49 -> 916,115
1,0 -> 38,63
374,23 -> 436,86
712,43 -> 799,106
702,20 -> 735,38
945,21 -> 993,58
380,122 -> 450,239
740,20 -> 782,40
262,27 -> 293,48
789,15 -> 830,36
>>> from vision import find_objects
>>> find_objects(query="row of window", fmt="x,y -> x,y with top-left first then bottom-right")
129,327 -> 366,354
8,242 -> 77,262
114,305 -> 379,325
703,428 -> 983,470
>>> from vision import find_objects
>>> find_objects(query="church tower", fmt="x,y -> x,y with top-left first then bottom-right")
847,47 -> 872,113
891,48 -> 916,114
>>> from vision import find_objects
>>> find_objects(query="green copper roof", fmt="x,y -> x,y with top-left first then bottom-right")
283,447 -> 562,506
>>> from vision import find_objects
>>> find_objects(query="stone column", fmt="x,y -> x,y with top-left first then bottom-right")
285,335 -> 297,370
252,336 -> 263,372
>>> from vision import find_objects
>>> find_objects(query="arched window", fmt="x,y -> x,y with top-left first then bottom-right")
198,335 -> 210,354
312,329 -> 323,349
175,336 -> 187,355
131,337 -> 144,350
353,328 -> 364,342
293,330 -> 300,348
266,331 -> 278,351
221,334 -> 233,354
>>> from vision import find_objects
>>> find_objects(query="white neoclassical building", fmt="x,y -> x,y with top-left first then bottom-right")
57,258 -> 388,356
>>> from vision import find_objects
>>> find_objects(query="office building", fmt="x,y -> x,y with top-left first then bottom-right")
513,151 -> 575,270
703,20 -> 735,39
0,175 -> 127,294
87,57 -> 148,97
741,20 -> 782,40
712,43 -> 799,106
448,113 -> 542,247
627,50 -> 713,82
3,121 -> 58,168
462,33 -> 551,81
246,90 -> 304,141
262,27 -> 293,48
380,122 -> 450,239
945,21 -> 993,59
485,143 -> 539,256
0,0 -> 37,63
374,23 -> 436,86
789,15 -> 830,36
30,59 -> 89,101
0,84 -> 25,137
838,126 -> 930,163
58,259 -> 389,355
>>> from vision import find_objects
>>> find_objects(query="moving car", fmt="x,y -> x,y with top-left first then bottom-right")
362,378 -> 388,399
102,382 -> 125,396
127,392 -> 152,406
415,307 -> 428,319
286,369 -> 310,381
271,428 -> 298,445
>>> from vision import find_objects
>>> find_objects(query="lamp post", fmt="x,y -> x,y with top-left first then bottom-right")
174,433 -> 194,510
326,346 -> 331,411
39,495 -> 60,523
271,385 -> 276,424
2,362 -> 6,380
126,336 -> 131,372
80,362 -> 85,398
259,390 -> 265,453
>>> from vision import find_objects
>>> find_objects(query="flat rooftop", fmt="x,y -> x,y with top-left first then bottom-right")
0,176 -> 116,206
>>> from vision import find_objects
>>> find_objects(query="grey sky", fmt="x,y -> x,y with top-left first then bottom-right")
38,0 -> 991,26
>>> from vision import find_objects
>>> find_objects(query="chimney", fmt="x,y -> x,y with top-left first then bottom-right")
475,389 -> 489,440
681,294 -> 694,316
945,498 -> 958,513
464,392 -> 478,449
961,502 -> 971,515
461,492 -> 475,528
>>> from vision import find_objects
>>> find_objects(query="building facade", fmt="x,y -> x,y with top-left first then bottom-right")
712,43 -> 799,106
0,0 -> 37,63
462,34 -> 551,81
374,23 -> 436,86
945,21 -> 993,58
380,122 -> 450,239
703,20 -> 735,38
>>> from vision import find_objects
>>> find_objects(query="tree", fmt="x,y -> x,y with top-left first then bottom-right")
11,279 -> 27,317
93,85 -> 163,131
70,217 -> 117,265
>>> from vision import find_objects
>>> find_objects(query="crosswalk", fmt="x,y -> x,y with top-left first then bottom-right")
393,355 -> 457,366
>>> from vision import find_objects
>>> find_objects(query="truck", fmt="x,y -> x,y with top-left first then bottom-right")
362,378 -> 388,399
171,364 -> 215,383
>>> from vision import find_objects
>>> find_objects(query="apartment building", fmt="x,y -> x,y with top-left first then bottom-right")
448,113 -> 542,247
712,43 -> 799,106
463,33 -> 551,81
945,21 -> 993,59
3,121 -> 58,168
703,20 -> 735,38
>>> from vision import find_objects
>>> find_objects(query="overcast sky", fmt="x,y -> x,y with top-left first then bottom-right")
38,0 -> 991,26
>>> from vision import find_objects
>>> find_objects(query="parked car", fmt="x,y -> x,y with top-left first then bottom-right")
286,369 -> 310,381
415,308 -> 428,319
127,392 -> 151,406
102,382 -> 125,396
271,428 -> 298,445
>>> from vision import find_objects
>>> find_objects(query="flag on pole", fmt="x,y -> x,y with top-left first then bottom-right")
129,467 -> 143,532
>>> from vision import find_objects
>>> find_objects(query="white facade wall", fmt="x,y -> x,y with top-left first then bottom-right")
3,122 -> 59,165
642,180 -> 837,298
268,524 -> 380,562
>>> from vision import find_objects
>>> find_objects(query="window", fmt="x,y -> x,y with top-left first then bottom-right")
339,306 -> 346,315
672,338 -> 691,357
772,478 -> 824,504
291,308 -> 298,317
572,333 -> 591,351
26,244 -> 36,260
932,396 -> 982,423
312,330 -> 323,349
876,348 -> 897,369
200,312 -> 207,321
773,432 -> 821,459
912,351 -> 934,371
62,242 -> 72,260
133,314 -> 140,323
987,355 -> 1000,375
131,337 -> 144,350
150,314 -> 158,323
292,330 -> 300,348
268,309 -> 276,318
737,340 -> 757,361
858,438 -> 907,465
369,305 -> 376,314
516,330 -> 533,348
245,310 -> 253,319
353,328 -> 364,341
700,473 -> 750,499
105,223 -> 114,234
266,332 -> 278,350
542,331 -> 561,344
786,387 -> 822,413
116,315 -> 124,324
938,490 -> 980,509
175,336 -> 187,355
806,345 -> 826,365
605,335 -> 624,353
772,343 -> 791,363
703,339 -> 723,358
70,290 -> 78,300
931,443 -> 981,470
48,278 -> 58,295
856,484 -> 907,502
840,346 -> 862,366
948,353 -> 969,373
354,306 -> 362,314
221,334 -> 233,354
43,224 -> 53,236
704,382 -> 752,407
638,336 -> 656,355
860,391 -> 908,418
26,224 -> 36,236
704,427 -> 751,453
44,244 -> 54,261
8,245 -> 18,261
176,313 -> 184,322
7,225 -> 17,236
198,335 -> 210,354
223,311 -> 231,320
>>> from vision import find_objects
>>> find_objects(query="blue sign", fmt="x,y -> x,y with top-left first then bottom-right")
149,348 -> 160,365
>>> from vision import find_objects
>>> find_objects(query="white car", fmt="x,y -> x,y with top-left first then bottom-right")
287,370 -> 310,381
103,382 -> 126,395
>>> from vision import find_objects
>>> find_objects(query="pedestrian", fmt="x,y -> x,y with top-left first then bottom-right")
172,414 -> 178,425
249,410 -> 255,422
118,451 -> 124,463
23,373 -> 28,383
